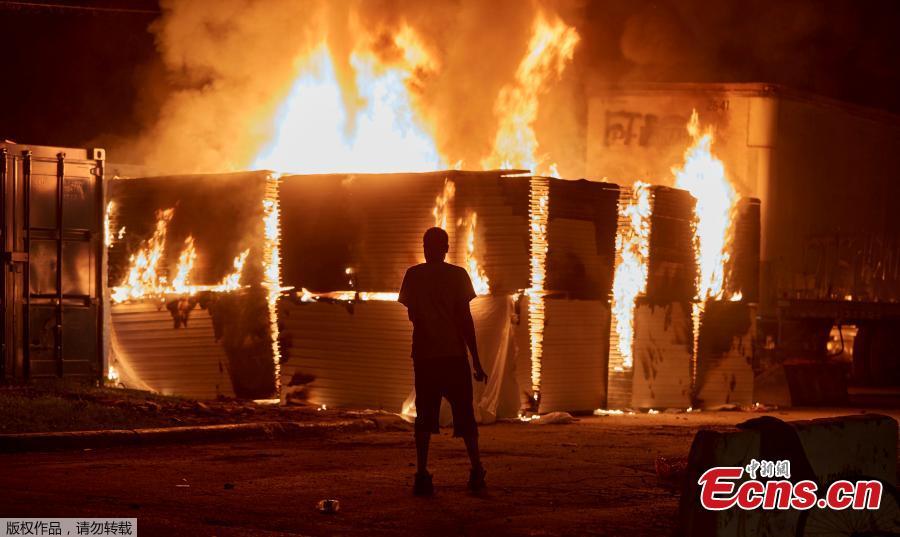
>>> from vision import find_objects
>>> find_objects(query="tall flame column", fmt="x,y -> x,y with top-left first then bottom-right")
527,176 -> 549,406
263,173 -> 283,394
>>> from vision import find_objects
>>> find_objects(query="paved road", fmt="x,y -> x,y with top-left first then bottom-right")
2,409 -> 897,536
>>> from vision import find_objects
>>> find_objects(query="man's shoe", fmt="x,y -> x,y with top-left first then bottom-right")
413,471 -> 434,496
468,465 -> 487,492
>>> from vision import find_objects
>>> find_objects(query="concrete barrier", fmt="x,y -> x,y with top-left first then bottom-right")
678,413 -> 898,536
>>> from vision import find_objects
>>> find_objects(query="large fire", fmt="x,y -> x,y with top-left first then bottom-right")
110,208 -> 255,303
672,110 -> 739,301
253,27 -> 442,174
609,182 -> 652,370
482,11 -> 579,176
607,112 -> 740,384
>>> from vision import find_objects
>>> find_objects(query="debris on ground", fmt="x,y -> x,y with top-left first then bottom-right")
654,456 -> 688,492
705,403 -> 739,411
742,402 -> 777,412
317,499 -> 340,514
530,412 -> 578,425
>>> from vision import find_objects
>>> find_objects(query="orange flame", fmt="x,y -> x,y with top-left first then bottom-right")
672,110 -> 738,301
482,11 -> 579,175
610,182 -> 652,369
104,201 -> 115,248
262,174 -> 282,393
458,211 -> 490,295
218,249 -> 250,293
253,26 -> 442,174
527,176 -> 550,395
110,208 -> 253,302
170,235 -> 197,295
111,208 -> 174,303
432,178 -> 455,229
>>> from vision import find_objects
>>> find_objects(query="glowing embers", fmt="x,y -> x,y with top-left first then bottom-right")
527,176 -> 550,398
482,10 -> 579,176
609,182 -> 651,370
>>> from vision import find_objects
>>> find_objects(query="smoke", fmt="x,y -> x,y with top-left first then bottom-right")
115,0 -> 900,176
119,0 -> 586,176
583,0 -> 900,104
130,0 -> 572,176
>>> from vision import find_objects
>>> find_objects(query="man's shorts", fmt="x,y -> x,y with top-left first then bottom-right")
413,355 -> 478,438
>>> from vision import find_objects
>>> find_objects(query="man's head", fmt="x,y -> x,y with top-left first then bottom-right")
423,227 -> 449,263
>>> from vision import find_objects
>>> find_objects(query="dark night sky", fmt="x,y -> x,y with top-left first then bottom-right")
2,0 -> 900,152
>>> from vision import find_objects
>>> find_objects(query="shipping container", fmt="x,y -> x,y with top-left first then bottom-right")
1,142 -> 105,382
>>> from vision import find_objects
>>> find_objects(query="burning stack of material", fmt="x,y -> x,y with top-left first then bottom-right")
277,170 -> 528,418
107,171 -> 278,399
607,185 -> 698,410
693,198 -> 760,407
514,179 -> 620,413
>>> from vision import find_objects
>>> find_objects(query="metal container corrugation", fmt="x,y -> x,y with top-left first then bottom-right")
279,171 -> 530,293
111,301 -> 234,399
2,143 -> 105,382
694,301 -> 756,407
546,180 -> 620,299
631,300 -> 693,409
647,186 -> 697,301
538,299 -> 610,412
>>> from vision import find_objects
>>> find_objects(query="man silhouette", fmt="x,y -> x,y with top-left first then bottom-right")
398,227 -> 488,496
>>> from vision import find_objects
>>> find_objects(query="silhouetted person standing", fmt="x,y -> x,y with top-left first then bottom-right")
398,227 -> 488,496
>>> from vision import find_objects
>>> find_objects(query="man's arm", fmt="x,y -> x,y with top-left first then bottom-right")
398,269 -> 414,321
459,301 -> 487,382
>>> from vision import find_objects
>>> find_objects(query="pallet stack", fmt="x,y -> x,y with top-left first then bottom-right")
515,179 -> 620,413
608,185 -> 697,410
693,197 -> 761,407
277,171 -> 530,414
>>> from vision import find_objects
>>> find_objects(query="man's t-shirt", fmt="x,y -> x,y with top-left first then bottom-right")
398,261 -> 476,360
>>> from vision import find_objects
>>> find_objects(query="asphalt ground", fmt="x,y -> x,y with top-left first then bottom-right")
3,408 -> 898,536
